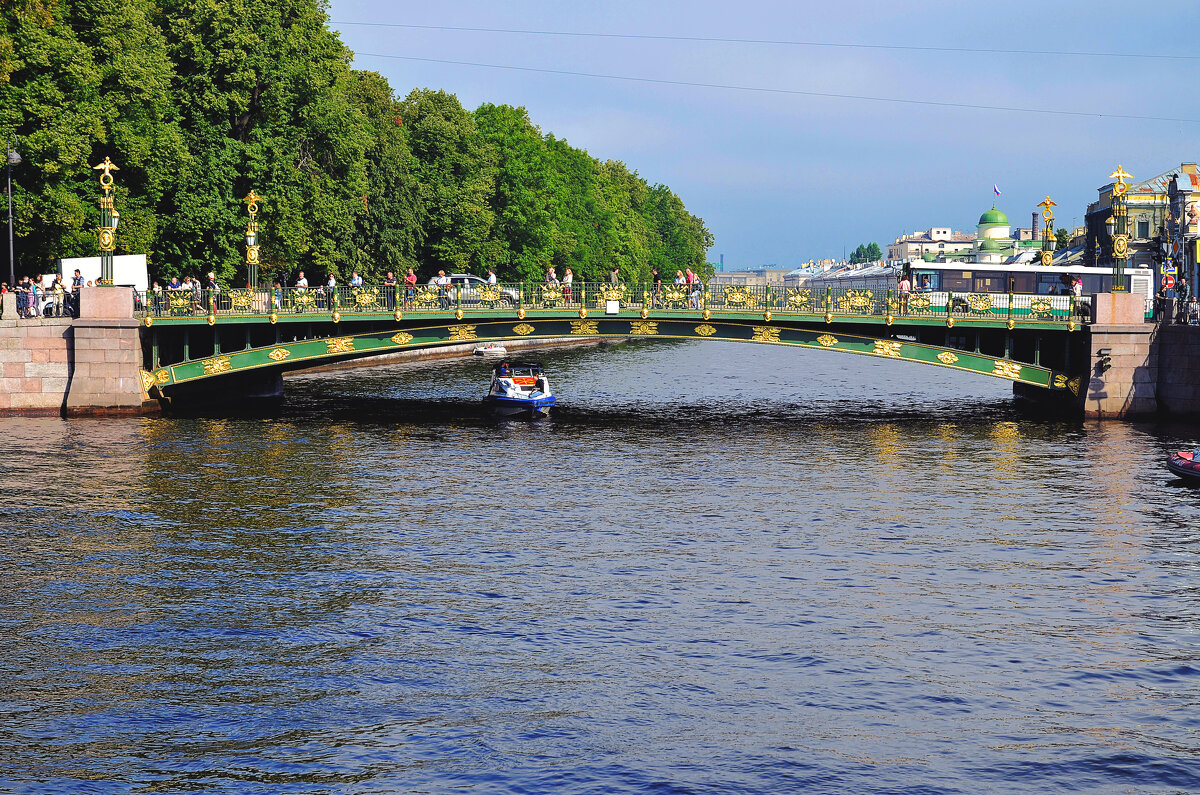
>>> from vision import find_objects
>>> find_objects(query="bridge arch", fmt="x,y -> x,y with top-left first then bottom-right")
142,317 -> 1081,400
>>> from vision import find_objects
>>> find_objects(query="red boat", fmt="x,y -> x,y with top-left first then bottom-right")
1167,450 -> 1200,480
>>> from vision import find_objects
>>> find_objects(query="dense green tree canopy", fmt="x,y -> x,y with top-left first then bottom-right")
0,0 -> 712,285
849,242 -> 882,263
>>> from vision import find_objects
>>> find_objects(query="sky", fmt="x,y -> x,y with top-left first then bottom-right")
326,0 -> 1200,268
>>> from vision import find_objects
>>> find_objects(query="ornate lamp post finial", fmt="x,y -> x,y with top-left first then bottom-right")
1037,196 -> 1057,266
1108,166 -> 1132,292
244,190 -> 263,288
92,156 -> 120,285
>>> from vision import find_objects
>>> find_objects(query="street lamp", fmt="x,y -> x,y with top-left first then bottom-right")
6,136 -> 19,289
92,156 -> 119,285
1109,165 -> 1132,292
1037,196 -> 1057,267
243,190 -> 262,288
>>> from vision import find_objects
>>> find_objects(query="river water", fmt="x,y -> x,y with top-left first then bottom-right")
2,340 -> 1200,794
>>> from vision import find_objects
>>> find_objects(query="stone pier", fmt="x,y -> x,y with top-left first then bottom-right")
0,288 -> 156,416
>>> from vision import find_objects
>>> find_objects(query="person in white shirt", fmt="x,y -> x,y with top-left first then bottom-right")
435,270 -> 451,308
295,271 -> 308,290
349,271 -> 363,287
486,269 -> 497,285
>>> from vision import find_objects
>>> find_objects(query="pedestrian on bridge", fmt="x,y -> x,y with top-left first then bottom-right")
404,268 -> 417,308
384,271 -> 397,310
435,270 -> 451,309
898,273 -> 911,315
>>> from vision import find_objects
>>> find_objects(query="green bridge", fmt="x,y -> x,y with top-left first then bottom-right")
136,281 -> 1087,403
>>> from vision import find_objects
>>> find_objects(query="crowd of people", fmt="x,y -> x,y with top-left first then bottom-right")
0,270 -> 87,319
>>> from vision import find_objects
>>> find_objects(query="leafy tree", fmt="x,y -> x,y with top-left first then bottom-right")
1055,227 -> 1071,251
849,242 -> 881,263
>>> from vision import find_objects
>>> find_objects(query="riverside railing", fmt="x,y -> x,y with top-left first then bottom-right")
134,281 -> 1086,323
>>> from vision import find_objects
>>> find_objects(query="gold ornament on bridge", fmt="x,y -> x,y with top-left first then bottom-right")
630,320 -> 658,335
817,334 -> 838,347
269,312 -> 278,324
517,308 -> 526,320
1029,298 -> 1053,317
908,295 -> 932,313
967,294 -> 993,313
229,290 -> 254,311
1067,376 -> 1081,396
640,306 -> 649,319
937,351 -> 959,364
293,292 -> 316,311
599,284 -> 628,303
513,323 -> 535,335
1040,250 -> 1053,267
326,337 -> 355,354
751,326 -> 781,343
143,317 -> 153,327
723,287 -> 759,308
206,314 -> 216,326
695,324 -> 717,337
660,285 -> 689,306
886,314 -> 894,326
763,310 -> 772,322
539,284 -> 565,305
97,227 -> 115,252
579,307 -> 587,319
1067,320 -> 1076,332
454,308 -> 464,320
1006,318 -> 1015,330
477,286 -> 503,304
203,356 -> 232,375
393,310 -> 403,321
993,361 -> 1022,380
413,287 -> 441,306
448,324 -> 478,342
570,320 -> 598,335
946,317 -> 955,328
352,288 -> 379,308
391,332 -> 414,345
139,370 -> 155,393
837,290 -> 873,313
1112,235 -> 1128,257
824,312 -> 833,324
267,348 -> 291,361
785,289 -> 812,310
702,308 -> 711,320
155,369 -> 169,384
331,311 -> 341,323
873,340 -> 902,358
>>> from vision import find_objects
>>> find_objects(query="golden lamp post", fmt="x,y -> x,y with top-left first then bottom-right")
244,190 -> 262,288
1037,196 -> 1056,267
93,156 -> 119,285
1106,165 -> 1132,292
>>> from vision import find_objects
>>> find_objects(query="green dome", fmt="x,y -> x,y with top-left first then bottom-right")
979,207 -> 1009,226
922,251 -> 937,262
979,238 -> 1009,252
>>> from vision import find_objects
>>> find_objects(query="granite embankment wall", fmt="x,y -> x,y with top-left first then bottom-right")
0,290 -> 149,415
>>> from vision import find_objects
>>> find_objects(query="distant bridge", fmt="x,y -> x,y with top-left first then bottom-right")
136,282 -> 1086,403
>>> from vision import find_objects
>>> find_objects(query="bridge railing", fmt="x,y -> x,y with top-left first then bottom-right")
134,282 -> 1084,323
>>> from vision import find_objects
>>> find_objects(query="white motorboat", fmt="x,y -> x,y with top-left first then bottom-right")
484,361 -> 555,417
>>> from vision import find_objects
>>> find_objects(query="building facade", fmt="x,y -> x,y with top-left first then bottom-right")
887,228 -> 974,263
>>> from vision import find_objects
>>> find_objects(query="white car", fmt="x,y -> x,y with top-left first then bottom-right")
426,274 -> 519,306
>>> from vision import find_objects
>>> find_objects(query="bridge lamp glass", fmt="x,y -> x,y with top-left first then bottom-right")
246,230 -> 256,247
1105,215 -> 1116,236
111,209 -> 119,229
6,149 -> 19,166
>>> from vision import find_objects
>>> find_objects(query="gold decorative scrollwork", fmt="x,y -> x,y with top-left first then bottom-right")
873,340 -> 902,358
1053,374 -> 1067,389
326,337 -> 355,354
293,292 -> 317,311
1029,298 -> 1054,317
391,332 -> 413,345
539,284 -> 565,305
909,295 -> 932,312
203,356 -> 232,375
97,227 -> 115,252
816,334 -> 838,347
937,351 -> 959,364
1113,235 -> 1128,257
837,290 -> 874,313
229,290 -> 255,311
352,288 -> 379,308
967,294 -> 993,313
168,293 -> 192,311
154,369 -> 169,384
723,287 -> 759,308
629,320 -> 658,335
993,361 -> 1022,380
1040,250 -> 1053,267
513,323 -> 535,335
752,326 -> 781,343
570,320 -> 598,335
413,287 -> 442,306
448,324 -> 477,342
267,348 -> 291,361
886,296 -> 900,313
695,324 -> 717,337
660,285 -> 689,306
139,370 -> 155,393
785,289 -> 812,310
1067,376 -> 1081,396
599,285 -> 628,302
477,286 -> 503,303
